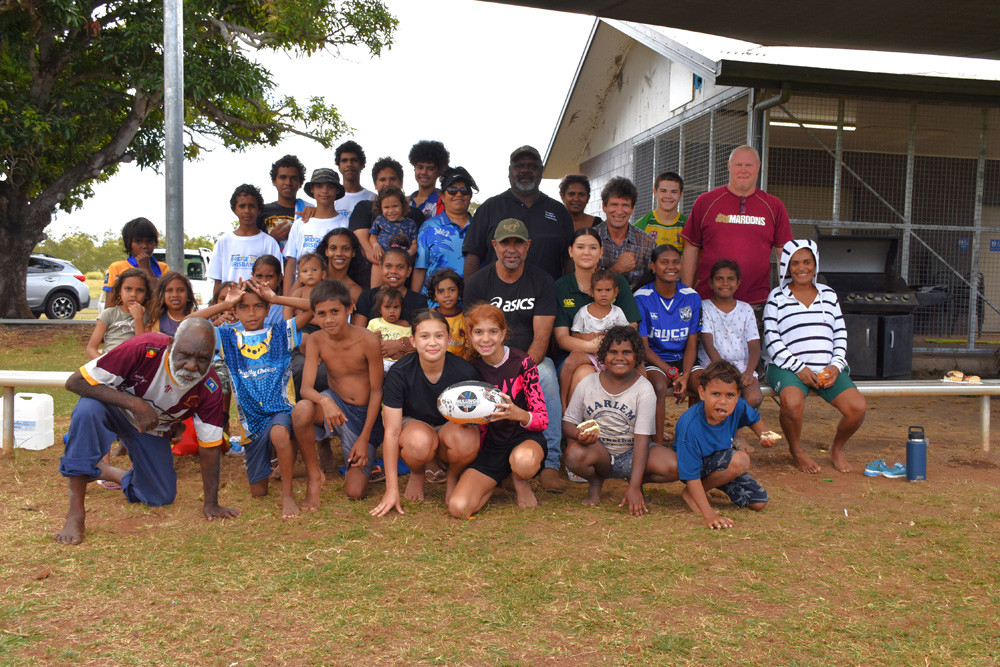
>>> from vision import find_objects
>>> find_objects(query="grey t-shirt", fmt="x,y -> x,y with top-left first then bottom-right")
563,372 -> 656,455
98,306 -> 138,354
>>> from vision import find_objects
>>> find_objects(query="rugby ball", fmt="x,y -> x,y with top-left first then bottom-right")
437,381 -> 504,425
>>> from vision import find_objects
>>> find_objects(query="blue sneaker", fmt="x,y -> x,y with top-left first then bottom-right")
882,462 -> 907,479
864,459 -> 887,477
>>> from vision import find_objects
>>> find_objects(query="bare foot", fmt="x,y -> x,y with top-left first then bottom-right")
680,486 -> 700,514
96,460 -> 126,484
302,471 -> 323,511
281,496 -> 301,518
54,513 -> 85,545
317,439 -> 337,474
513,478 -> 539,508
582,480 -> 602,506
830,444 -> 851,473
403,474 -> 425,502
790,447 -> 822,474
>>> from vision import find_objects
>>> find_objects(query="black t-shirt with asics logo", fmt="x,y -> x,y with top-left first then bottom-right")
463,263 -> 556,353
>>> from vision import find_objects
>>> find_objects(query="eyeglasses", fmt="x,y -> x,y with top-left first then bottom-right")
445,187 -> 470,196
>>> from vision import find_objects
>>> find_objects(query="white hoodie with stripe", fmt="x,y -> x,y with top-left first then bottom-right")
763,239 -> 848,374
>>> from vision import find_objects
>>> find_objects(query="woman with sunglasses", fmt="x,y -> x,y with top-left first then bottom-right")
411,166 -> 479,295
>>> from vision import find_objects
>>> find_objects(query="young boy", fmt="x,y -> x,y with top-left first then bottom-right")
674,360 -> 779,529
563,325 -> 679,517
283,168 -> 346,295
257,154 -> 309,249
208,184 -> 282,297
291,280 -> 385,501
194,280 -> 314,517
103,217 -> 169,299
634,171 -> 686,250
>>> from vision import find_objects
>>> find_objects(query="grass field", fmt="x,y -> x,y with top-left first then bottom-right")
2,326 -> 999,664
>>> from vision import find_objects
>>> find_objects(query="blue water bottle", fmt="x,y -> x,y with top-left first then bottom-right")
906,426 -> 926,482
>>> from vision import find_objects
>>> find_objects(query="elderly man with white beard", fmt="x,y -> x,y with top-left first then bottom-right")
55,318 -> 240,545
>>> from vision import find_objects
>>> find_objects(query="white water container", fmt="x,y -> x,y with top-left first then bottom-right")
11,393 -> 55,450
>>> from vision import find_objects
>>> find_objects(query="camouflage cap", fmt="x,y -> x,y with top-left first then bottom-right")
493,218 -> 530,242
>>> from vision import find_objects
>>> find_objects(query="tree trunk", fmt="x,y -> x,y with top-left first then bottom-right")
0,198 -> 51,318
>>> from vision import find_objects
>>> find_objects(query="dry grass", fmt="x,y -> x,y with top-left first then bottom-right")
2,327 -> 999,664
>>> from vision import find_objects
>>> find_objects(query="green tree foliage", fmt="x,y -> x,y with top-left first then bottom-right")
34,230 -> 223,273
0,0 -> 397,316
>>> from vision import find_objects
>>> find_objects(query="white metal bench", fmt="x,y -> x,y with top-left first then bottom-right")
0,371 -> 72,455
760,379 -> 1000,451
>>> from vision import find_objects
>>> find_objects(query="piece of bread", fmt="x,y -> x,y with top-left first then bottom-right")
944,370 -> 965,382
964,375 -> 982,384
761,430 -> 782,442
577,419 -> 600,436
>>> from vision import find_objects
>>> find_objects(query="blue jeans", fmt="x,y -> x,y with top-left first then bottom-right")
536,357 -> 563,470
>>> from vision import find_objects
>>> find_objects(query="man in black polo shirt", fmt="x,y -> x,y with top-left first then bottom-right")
462,145 -> 573,281
464,219 -> 565,492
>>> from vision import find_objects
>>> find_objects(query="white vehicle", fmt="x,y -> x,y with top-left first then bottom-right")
98,248 -> 213,311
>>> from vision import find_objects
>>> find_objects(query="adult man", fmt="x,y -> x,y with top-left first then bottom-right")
257,154 -> 309,249
54,318 -> 239,545
635,171 -> 686,250
594,176 -> 655,287
681,146 -> 793,305
463,145 -> 574,281
334,140 -> 376,221
408,140 -> 449,220
463,219 -> 565,491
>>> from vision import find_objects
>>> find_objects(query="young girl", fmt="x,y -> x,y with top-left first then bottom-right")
367,186 -> 419,286
208,282 -> 237,326
145,271 -> 195,336
371,311 -> 481,517
316,228 -> 364,305
427,268 -> 467,356
633,244 -> 702,447
352,244 -> 428,332
250,255 -> 285,328
86,268 -> 151,359
448,304 -> 547,518
283,252 -> 325,320
764,239 -> 867,474
366,287 -> 412,372
558,269 -> 631,409
692,260 -> 762,409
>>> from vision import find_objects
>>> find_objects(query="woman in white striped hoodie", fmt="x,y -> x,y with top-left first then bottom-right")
763,240 -> 867,474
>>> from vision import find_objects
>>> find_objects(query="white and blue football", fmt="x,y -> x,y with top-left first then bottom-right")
437,381 -> 505,425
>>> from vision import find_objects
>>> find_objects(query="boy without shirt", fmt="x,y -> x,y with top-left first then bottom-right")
291,280 -> 385,500
563,326 -> 679,516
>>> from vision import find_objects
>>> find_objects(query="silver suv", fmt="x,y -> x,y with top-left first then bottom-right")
26,254 -> 92,319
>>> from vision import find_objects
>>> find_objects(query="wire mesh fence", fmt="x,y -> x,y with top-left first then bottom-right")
630,91 -> 1000,349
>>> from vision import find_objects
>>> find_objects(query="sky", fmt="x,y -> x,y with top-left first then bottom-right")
48,0 -> 595,240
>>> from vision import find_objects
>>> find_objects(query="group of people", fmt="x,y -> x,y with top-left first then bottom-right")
54,140 -> 868,545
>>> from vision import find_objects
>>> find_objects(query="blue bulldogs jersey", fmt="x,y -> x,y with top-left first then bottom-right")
634,282 -> 701,363
218,320 -> 301,437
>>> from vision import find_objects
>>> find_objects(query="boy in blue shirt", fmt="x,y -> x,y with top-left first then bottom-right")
674,360 -> 780,529
195,279 -> 314,518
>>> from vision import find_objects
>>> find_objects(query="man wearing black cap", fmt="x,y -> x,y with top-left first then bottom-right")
462,145 -> 574,281
283,167 -> 345,295
464,219 -> 566,492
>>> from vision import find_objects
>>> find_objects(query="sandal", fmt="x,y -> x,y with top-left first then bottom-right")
424,468 -> 447,484
97,480 -> 121,490
369,464 -> 386,484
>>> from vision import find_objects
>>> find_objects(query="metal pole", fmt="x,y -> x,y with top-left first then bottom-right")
832,99 -> 844,230
707,109 -> 716,189
2,387 -> 13,456
164,0 -> 184,271
967,107 -> 987,350
901,104 -> 917,282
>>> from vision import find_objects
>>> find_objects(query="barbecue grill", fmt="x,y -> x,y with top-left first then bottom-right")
815,236 -> 916,378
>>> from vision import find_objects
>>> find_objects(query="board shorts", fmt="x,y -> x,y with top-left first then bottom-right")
469,433 -> 546,484
314,390 -> 384,477
244,412 -> 292,485
700,447 -> 768,507
765,364 -> 857,402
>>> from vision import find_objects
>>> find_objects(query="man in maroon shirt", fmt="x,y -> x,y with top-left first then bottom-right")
54,318 -> 239,545
680,146 -> 793,305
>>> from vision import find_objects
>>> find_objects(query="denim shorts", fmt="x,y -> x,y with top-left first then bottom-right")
701,447 -> 769,507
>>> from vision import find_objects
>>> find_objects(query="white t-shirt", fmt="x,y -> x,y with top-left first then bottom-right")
696,299 -> 759,372
208,230 -> 282,283
571,303 -> 629,334
283,216 -> 345,261
564,372 -> 656,455
335,189 -> 375,222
